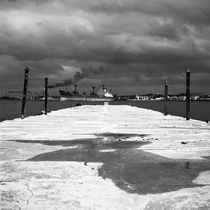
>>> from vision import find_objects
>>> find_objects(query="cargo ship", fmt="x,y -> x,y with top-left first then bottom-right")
59,85 -> 114,102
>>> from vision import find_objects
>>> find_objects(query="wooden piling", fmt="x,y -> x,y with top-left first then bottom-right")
92,86 -> 95,95
164,80 -> 168,116
185,161 -> 190,169
45,78 -> 48,115
21,67 -> 29,119
186,69 -> 190,120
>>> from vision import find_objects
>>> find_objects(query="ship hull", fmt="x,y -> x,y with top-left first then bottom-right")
60,96 -> 114,102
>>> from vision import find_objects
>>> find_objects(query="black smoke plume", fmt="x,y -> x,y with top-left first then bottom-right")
48,72 -> 84,89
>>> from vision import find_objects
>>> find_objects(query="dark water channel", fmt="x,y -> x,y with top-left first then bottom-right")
1,100 -> 210,122
14,133 -> 210,195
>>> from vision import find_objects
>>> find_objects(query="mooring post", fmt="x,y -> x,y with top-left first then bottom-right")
164,79 -> 168,116
185,161 -> 190,169
21,67 -> 29,119
186,69 -> 190,120
45,77 -> 48,115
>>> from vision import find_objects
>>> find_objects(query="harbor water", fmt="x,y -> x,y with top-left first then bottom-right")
0,100 -> 210,122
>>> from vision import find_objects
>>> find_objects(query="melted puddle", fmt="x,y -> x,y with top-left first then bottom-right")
13,133 -> 210,195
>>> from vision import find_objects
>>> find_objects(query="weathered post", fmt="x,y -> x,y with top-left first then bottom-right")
92,86 -> 95,95
45,77 -> 48,115
186,69 -> 190,120
21,67 -> 29,119
185,161 -> 190,169
164,79 -> 168,116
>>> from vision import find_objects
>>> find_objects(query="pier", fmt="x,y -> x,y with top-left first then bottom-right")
1,105 -> 210,209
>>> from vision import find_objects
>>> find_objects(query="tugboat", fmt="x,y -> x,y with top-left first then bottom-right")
59,85 -> 114,102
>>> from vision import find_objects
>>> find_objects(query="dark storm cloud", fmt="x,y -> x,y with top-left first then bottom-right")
0,0 -> 210,94
89,0 -> 210,26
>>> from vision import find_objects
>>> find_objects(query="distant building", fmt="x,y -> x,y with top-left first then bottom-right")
198,94 -> 210,101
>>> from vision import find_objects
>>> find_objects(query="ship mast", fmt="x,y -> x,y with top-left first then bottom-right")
73,84 -> 78,94
91,86 -> 95,95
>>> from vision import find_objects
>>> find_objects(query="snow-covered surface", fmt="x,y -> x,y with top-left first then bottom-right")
99,149 -> 116,152
0,105 -> 210,209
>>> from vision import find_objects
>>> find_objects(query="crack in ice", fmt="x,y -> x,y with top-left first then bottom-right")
26,182 -> 33,205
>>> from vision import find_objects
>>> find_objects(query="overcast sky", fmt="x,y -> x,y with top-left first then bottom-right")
0,0 -> 210,95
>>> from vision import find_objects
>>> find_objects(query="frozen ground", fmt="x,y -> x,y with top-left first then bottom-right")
0,105 -> 210,209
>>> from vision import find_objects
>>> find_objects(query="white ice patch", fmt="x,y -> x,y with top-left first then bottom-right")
63,145 -> 78,149
193,171 -> 210,185
141,149 -> 207,160
99,149 -> 116,153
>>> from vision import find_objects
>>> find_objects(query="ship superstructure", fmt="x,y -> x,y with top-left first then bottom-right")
59,85 -> 114,102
